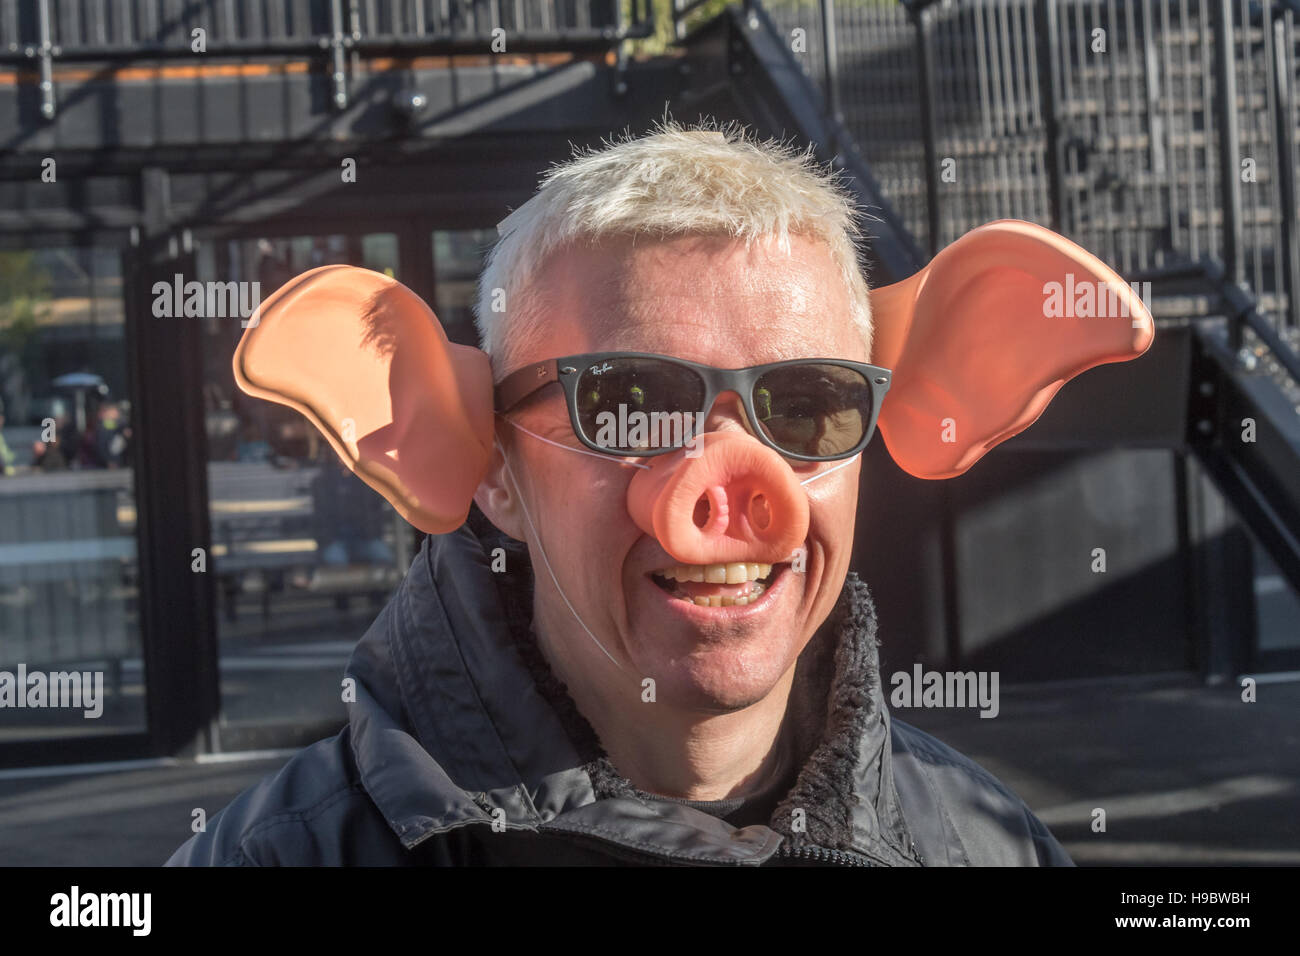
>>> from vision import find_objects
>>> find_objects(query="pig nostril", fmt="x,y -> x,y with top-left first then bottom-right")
693,494 -> 710,529
750,493 -> 772,531
693,485 -> 729,533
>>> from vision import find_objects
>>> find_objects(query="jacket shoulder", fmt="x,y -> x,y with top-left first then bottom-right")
164,729 -> 399,866
889,718 -> 1073,867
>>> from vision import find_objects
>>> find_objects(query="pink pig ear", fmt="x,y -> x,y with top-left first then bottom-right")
233,265 -> 494,533
869,220 -> 1155,479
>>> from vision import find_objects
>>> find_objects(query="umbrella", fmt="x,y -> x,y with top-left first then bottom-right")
52,373 -> 108,390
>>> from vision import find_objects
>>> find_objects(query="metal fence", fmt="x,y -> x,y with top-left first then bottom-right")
757,0 -> 1300,348
2,0 -> 651,114
761,0 -> 935,258
0,0 -> 630,50
0,469 -> 136,671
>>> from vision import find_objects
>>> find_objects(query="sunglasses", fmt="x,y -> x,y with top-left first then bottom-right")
494,352 -> 893,462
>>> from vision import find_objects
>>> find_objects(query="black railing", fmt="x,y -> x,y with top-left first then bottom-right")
3,0 -> 655,116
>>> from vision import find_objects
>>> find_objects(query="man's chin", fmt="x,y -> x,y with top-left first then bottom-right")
645,656 -> 790,713
625,620 -> 805,713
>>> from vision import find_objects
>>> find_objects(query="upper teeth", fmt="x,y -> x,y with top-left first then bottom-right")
655,563 -> 772,584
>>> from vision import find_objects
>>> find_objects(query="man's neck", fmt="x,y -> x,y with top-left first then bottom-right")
532,613 -> 799,802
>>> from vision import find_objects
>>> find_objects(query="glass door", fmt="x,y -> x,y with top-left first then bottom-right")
193,231 -> 412,748
0,246 -> 147,748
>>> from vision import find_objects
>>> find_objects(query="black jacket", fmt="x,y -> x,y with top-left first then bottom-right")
167,514 -> 1072,867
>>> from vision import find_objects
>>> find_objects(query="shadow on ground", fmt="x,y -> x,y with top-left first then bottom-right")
1,675 -> 1296,865
899,674 -> 1300,865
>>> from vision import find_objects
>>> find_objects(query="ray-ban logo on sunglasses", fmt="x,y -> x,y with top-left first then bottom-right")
589,361 -> 615,376
592,405 -> 706,458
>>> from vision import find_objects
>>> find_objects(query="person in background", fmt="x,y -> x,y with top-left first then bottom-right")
311,444 -> 395,569
234,414 -> 273,464
307,444 -> 396,611
79,400 -> 131,469
0,397 -> 15,476
31,403 -> 74,472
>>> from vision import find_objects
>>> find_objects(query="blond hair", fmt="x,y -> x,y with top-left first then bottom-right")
475,118 -> 874,374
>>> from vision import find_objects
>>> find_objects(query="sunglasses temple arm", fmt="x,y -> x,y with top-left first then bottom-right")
495,413 -> 652,470
494,360 -> 560,413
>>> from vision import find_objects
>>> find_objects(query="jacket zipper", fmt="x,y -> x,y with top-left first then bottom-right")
557,832 -> 878,867
775,842 -> 877,867
542,827 -> 763,866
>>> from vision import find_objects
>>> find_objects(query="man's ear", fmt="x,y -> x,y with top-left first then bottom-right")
471,432 -> 529,543
869,220 -> 1154,479
233,265 -> 494,533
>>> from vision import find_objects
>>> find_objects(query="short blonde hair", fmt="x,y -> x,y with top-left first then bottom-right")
475,118 -> 874,374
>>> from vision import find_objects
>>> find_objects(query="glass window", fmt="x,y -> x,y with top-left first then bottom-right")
433,229 -> 496,348
196,235 -> 412,737
1252,539 -> 1300,655
0,247 -> 144,738
362,234 -> 398,277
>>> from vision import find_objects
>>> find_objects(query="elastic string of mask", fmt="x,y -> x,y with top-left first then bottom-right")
493,435 -> 628,673
797,453 -> 861,486
502,418 -> 651,470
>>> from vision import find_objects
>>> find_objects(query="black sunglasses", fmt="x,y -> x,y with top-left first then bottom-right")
494,352 -> 892,462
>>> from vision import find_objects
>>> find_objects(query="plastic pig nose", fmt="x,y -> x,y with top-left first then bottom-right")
626,431 -> 809,566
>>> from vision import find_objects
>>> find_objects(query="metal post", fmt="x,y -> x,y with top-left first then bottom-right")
129,168 -> 221,757
820,0 -> 841,147
33,0 -> 56,120
1212,0 -> 1244,303
1035,0 -> 1064,231
327,0 -> 350,110
1272,12 -> 1300,330
613,0 -> 628,96
913,4 -> 942,258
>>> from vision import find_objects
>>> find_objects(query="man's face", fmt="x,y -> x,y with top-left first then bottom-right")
493,232 -> 868,714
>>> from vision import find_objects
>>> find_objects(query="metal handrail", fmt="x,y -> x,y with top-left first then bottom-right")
5,0 -> 656,116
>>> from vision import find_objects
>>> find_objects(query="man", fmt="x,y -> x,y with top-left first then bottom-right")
30,402 -> 74,472
168,122 -> 1121,866
82,400 -> 131,469
0,398 -> 15,476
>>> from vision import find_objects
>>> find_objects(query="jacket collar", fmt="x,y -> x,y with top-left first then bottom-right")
344,513 -> 920,865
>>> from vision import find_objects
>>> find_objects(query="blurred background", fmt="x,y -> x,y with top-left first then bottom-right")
0,0 -> 1296,865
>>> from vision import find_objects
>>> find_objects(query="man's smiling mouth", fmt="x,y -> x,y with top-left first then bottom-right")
649,562 -> 783,607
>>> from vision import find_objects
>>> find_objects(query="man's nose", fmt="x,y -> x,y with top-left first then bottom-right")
626,429 -> 809,566
700,390 -> 752,438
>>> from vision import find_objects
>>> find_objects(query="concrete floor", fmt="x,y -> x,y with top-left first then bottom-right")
0,755 -> 293,866
1,673 -> 1296,866
901,673 -> 1300,864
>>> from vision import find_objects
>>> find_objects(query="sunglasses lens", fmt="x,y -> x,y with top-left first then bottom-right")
574,357 -> 706,453
752,364 -> 873,458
